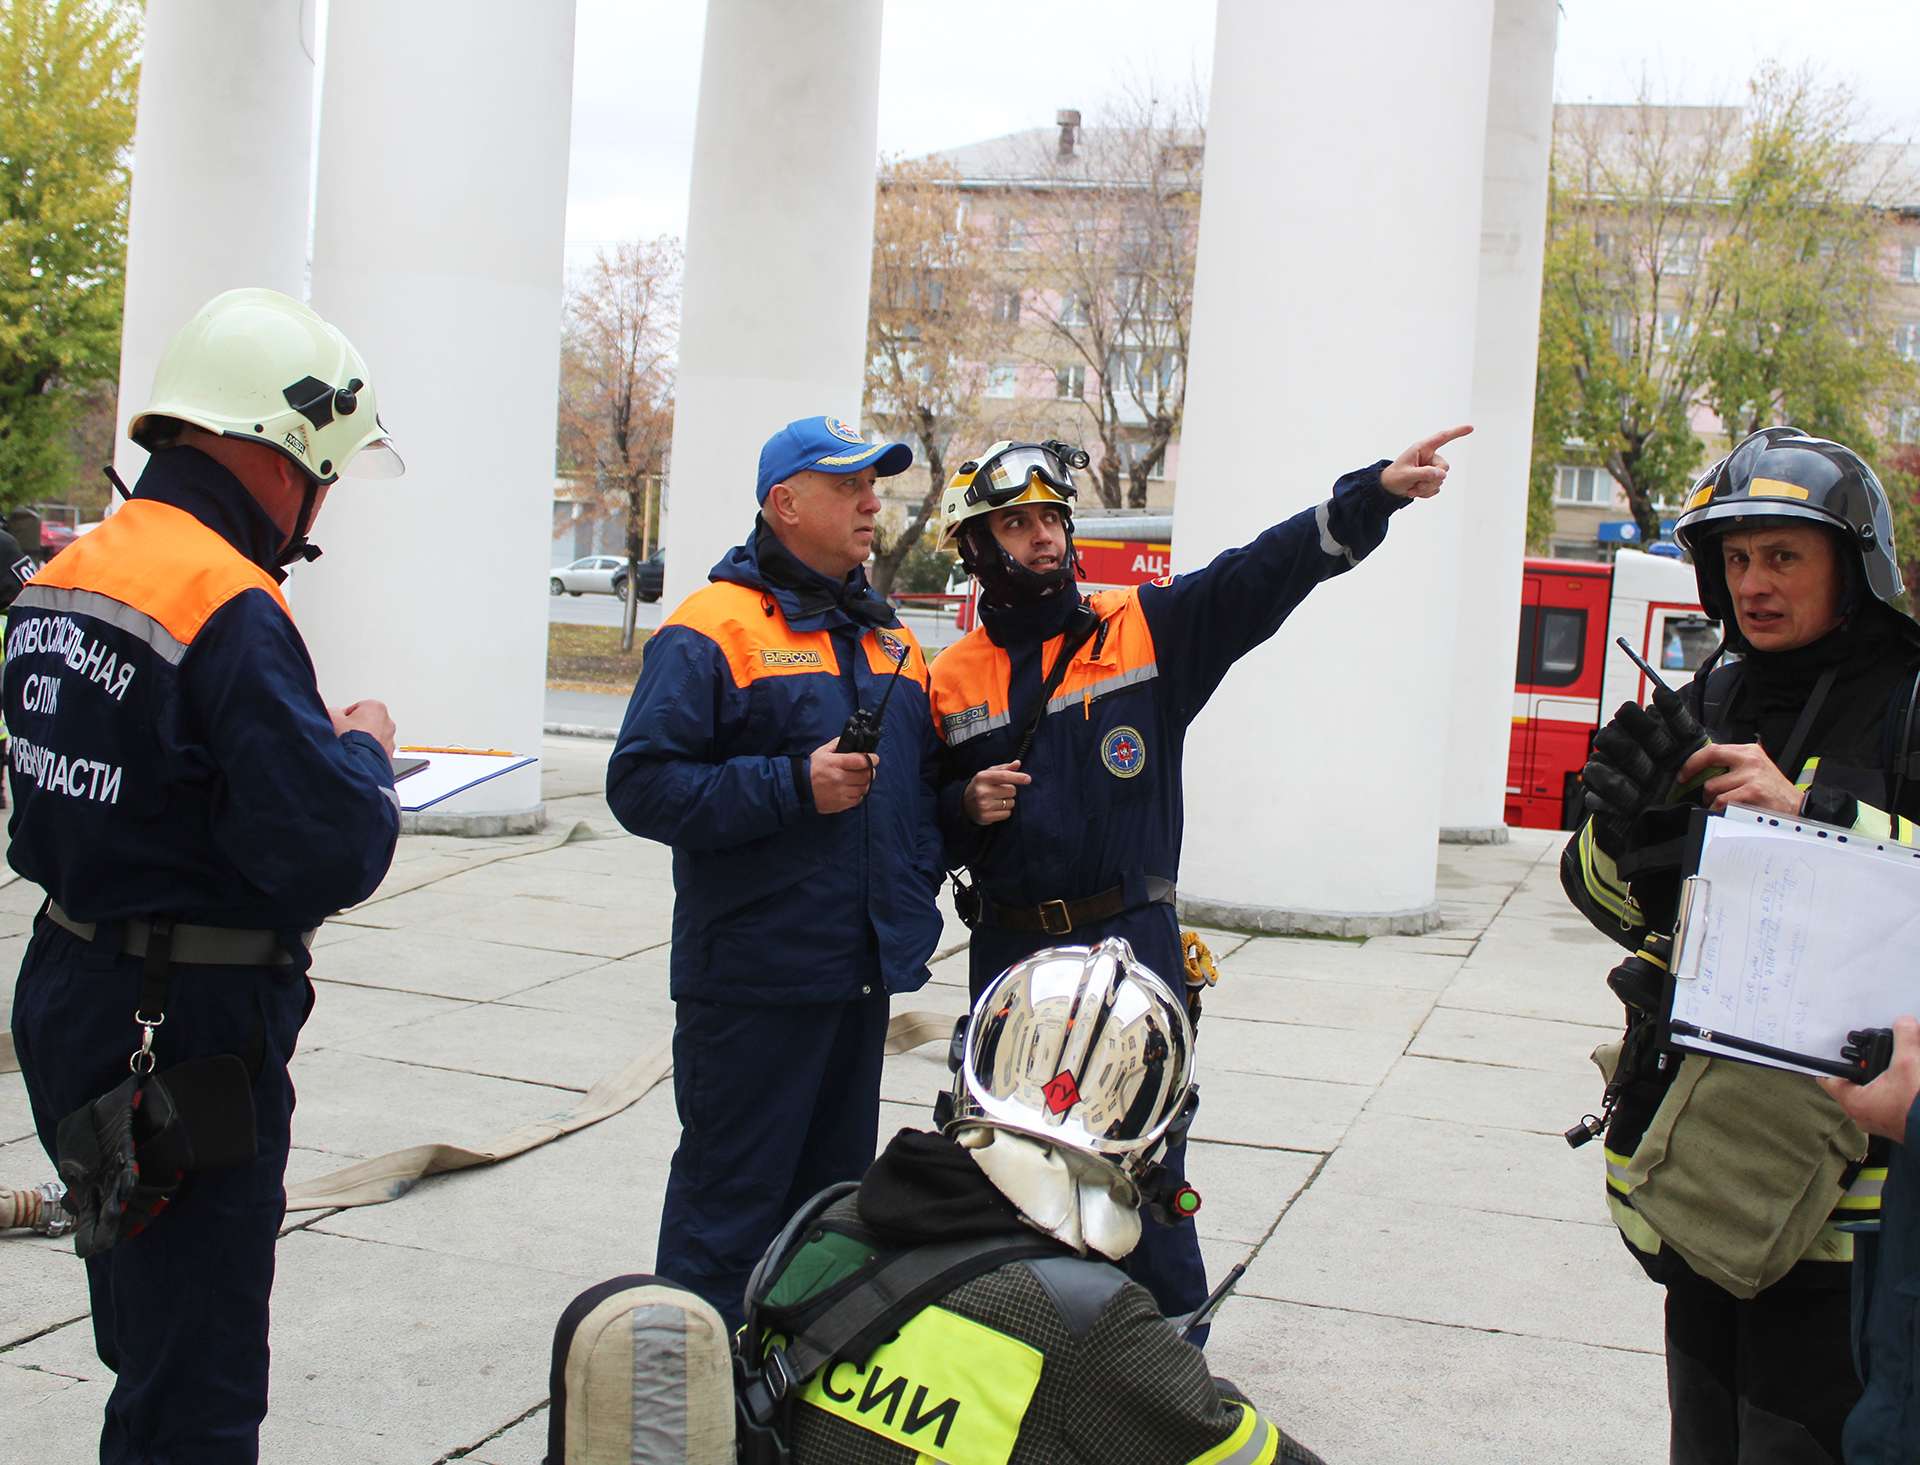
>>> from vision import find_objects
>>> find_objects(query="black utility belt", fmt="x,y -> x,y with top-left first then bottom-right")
44,900 -> 311,967
981,878 -> 1175,936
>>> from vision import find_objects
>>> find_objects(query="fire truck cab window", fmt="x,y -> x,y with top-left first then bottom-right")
1516,606 -> 1587,688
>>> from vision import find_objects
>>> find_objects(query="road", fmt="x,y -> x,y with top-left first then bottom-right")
547,591 -> 665,630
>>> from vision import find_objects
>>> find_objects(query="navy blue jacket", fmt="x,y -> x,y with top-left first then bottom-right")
1847,1094 -> 1920,1462
932,465 -> 1405,986
3,449 -> 400,934
606,531 -> 944,1004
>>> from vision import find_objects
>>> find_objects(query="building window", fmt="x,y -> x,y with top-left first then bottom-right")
1055,364 -> 1086,400
1002,217 -> 1028,253
1660,234 -> 1700,276
1061,291 -> 1091,326
985,363 -> 1018,398
1556,465 -> 1611,506
1899,243 -> 1920,283
991,288 -> 1021,324
1656,310 -> 1692,352
1119,439 -> 1166,479
1894,321 -> 1920,362
1609,311 -> 1633,357
1894,404 -> 1920,444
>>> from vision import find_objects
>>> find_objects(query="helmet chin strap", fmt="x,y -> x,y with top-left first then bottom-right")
961,519 -> 1079,607
275,480 -> 324,567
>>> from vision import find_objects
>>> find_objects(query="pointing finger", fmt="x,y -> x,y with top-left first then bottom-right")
1417,424 -> 1474,456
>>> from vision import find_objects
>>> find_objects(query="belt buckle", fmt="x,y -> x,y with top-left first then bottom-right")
1038,899 -> 1073,936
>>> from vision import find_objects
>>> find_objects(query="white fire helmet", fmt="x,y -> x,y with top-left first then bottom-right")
128,288 -> 403,486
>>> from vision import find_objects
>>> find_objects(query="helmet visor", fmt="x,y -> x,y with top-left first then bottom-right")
967,445 -> 1080,509
343,438 -> 406,481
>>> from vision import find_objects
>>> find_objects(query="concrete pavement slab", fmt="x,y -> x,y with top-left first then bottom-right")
0,1361 -> 110,1465
338,1000 -> 666,1093
1239,1184 -> 1663,1351
1441,960 -> 1621,1028
1188,1068 -> 1372,1153
287,1048 -> 599,1166
469,1405 -> 552,1465
311,1084 -> 680,1281
1201,970 -> 1439,1033
1,1070 -> 35,1145
297,979 -> 474,1052
406,891 -> 667,959
1409,1005 -> 1618,1074
1304,1110 -> 1608,1226
309,924 -> 612,1003
1207,1296 -> 1665,1465
1201,1016 -> 1415,1088
495,955 -> 676,1033
1183,1140 -> 1322,1246
1226,938 -> 1465,990
1369,1053 -> 1605,1136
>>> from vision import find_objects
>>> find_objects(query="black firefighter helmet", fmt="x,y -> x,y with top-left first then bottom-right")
1672,425 -> 1902,630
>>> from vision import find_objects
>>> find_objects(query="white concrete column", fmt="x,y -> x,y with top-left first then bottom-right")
1174,0 -> 1495,934
1439,0 -> 1560,842
297,0 -> 576,824
114,0 -> 316,486
662,0 -> 883,609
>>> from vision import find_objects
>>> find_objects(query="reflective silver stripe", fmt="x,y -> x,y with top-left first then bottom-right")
1046,663 -> 1159,716
379,786 -> 403,814
1314,499 -> 1355,565
1219,1414 -> 1275,1465
13,585 -> 189,665
944,708 -> 1012,747
1844,1168 -> 1886,1205
1605,1153 -> 1634,1191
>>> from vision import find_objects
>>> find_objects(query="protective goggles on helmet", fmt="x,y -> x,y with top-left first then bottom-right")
961,440 -> 1089,510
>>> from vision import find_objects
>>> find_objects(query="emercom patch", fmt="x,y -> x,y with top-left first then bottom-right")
798,1304 -> 1042,1460
942,702 -> 990,737
760,649 -> 823,668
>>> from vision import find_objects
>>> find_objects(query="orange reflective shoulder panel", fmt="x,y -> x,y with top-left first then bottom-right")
31,500 -> 290,647
928,627 -> 1012,746
1050,589 -> 1158,712
665,581 -> 840,688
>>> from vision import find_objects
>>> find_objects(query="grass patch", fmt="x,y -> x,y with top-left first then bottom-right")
548,622 -> 651,694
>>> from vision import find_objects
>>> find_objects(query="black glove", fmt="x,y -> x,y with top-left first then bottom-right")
1581,687 -> 1708,840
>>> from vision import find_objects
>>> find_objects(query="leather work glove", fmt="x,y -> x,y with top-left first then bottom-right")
1581,687 -> 1708,846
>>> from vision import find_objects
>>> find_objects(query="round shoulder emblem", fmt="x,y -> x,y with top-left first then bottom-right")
1101,725 -> 1146,779
824,416 -> 865,444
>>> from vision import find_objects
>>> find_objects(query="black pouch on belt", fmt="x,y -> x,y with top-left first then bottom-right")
54,1054 -> 257,1259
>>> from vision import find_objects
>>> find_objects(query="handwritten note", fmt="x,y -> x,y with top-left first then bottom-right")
1671,807 -> 1920,1076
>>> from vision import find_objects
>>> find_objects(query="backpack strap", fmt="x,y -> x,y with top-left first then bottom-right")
737,1227 -> 1059,1437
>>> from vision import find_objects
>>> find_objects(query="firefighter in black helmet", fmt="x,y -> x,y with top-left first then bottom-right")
1563,425 -> 1920,1464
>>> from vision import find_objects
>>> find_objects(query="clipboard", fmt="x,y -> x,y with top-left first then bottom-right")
1662,804 -> 1920,1078
391,745 -> 538,813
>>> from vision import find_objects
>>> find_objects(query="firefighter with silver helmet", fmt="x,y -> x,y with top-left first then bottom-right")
737,937 -> 1325,1464
927,427 -> 1470,1332
1563,425 -> 1920,1463
4,287 -> 403,1461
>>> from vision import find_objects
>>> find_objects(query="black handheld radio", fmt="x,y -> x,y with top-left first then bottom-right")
836,642 -> 910,755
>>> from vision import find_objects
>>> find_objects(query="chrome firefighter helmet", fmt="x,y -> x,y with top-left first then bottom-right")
129,288 -> 403,486
943,937 -> 1195,1182
1673,425 -> 1900,625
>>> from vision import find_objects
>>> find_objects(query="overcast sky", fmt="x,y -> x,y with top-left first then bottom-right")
563,0 -> 1920,270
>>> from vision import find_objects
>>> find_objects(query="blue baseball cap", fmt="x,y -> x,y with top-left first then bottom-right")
756,416 -> 913,504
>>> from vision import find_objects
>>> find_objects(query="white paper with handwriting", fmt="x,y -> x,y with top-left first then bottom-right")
1669,805 -> 1920,1076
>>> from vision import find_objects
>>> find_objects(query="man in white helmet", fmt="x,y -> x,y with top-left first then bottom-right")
4,287 -> 403,1463
736,938 -> 1324,1464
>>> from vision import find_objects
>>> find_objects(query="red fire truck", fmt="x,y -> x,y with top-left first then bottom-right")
1508,549 -> 1718,830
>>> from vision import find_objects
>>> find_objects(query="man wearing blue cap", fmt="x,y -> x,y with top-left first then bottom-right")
607,415 -> 946,1329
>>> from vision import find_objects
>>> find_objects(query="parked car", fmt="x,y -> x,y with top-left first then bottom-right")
627,548 -> 665,603
549,555 -> 626,596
